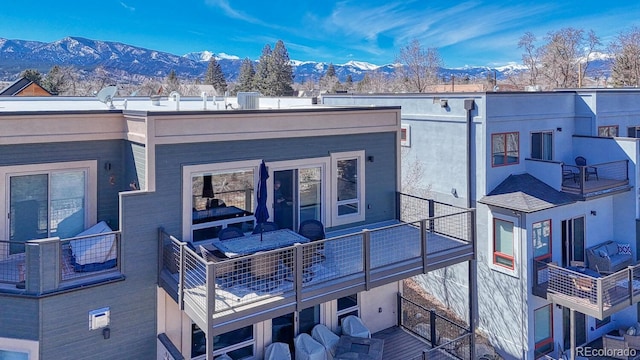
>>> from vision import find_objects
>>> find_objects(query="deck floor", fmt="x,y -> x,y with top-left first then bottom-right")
373,326 -> 431,360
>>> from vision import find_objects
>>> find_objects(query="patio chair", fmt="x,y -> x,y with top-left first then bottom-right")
575,156 -> 599,181
341,315 -> 371,338
218,226 -> 244,240
299,220 -> 327,279
249,251 -> 283,292
265,342 -> 292,360
200,245 -> 235,286
294,333 -> 327,360
299,219 -> 325,241
312,324 -> 339,359
252,221 -> 279,234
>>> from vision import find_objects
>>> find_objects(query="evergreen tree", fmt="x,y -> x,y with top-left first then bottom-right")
236,58 -> 256,93
165,69 -> 180,94
345,74 -> 353,91
269,40 -> 294,96
326,63 -> 336,78
21,69 -> 42,84
254,44 -> 272,95
204,57 -> 227,95
320,63 -> 340,92
42,66 -> 66,95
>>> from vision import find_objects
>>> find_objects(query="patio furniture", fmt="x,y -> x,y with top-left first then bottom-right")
586,240 -> 633,274
294,333 -> 327,360
562,169 -> 578,183
299,220 -> 327,280
341,315 -> 371,339
252,221 -> 279,234
265,342 -> 292,360
334,335 -> 384,360
603,326 -> 640,359
218,227 -> 245,240
211,229 -> 309,258
200,245 -> 236,286
312,324 -> 340,359
575,156 -> 599,181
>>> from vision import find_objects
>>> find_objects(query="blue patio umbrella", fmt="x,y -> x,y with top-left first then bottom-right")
255,160 -> 270,240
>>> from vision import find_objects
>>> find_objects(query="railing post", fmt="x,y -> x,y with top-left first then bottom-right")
429,309 -> 437,348
206,261 -> 215,354
178,243 -> 185,311
579,168 -> 585,196
157,228 -> 164,285
596,277 -> 603,314
295,244 -> 303,311
397,293 -> 402,328
363,230 -> 371,291
420,219 -> 428,273
629,266 -> 634,306
428,199 -> 435,232
26,238 -> 60,294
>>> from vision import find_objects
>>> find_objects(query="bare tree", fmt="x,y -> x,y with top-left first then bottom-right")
609,27 -> 640,87
518,32 -> 540,86
395,39 -> 443,92
538,28 -> 600,88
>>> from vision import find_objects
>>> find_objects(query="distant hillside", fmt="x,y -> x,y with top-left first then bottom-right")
0,36 -> 612,84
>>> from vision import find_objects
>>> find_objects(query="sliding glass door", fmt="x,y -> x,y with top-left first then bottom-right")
273,166 -> 322,231
9,171 -> 86,254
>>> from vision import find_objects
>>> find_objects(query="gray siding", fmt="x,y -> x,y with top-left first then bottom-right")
0,297 -> 39,340
0,140 -> 126,228
125,142 -> 146,191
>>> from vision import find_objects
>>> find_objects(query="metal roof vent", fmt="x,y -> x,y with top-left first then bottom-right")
237,92 -> 259,110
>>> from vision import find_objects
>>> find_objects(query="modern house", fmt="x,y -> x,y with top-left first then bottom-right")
0,94 -> 475,359
323,90 -> 640,359
0,77 -> 53,96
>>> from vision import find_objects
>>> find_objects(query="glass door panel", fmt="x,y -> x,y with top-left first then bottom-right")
10,174 -> 48,254
51,171 -> 86,238
299,167 -> 321,225
274,167 -> 322,231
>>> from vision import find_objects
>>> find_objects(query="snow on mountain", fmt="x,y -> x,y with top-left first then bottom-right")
340,60 -> 379,71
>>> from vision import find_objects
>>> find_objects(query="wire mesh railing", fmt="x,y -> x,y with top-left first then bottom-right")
60,231 -> 120,281
399,294 -> 472,360
0,240 -> 24,286
561,159 -> 629,195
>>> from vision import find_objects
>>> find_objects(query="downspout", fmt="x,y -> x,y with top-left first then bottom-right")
464,99 -> 477,359
518,211 -> 527,359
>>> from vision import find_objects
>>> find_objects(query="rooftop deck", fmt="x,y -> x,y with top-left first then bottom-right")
159,196 -> 476,333
561,160 -> 630,198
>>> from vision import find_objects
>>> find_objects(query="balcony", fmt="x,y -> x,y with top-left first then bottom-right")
561,160 -> 630,198
534,260 -> 640,319
158,194 -> 475,333
0,231 -> 123,295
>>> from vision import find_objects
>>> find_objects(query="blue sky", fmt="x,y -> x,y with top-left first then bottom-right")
2,1 -> 640,67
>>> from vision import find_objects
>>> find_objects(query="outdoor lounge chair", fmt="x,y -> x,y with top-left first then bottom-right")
265,342 -> 292,360
575,156 -> 599,181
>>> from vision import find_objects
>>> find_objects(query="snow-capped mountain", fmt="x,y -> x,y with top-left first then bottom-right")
0,36 -> 535,84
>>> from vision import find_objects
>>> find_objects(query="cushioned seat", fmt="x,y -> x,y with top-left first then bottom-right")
265,342 -> 292,360
312,324 -> 339,359
341,315 -> 371,339
586,240 -> 633,273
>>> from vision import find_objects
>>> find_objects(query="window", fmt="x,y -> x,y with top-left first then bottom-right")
1,161 -> 97,255
533,220 -> 551,260
531,132 -> 553,160
534,304 -> 553,357
598,125 -> 618,137
183,160 -> 260,242
331,151 -> 365,226
337,294 -> 359,332
628,126 -> 640,138
212,324 -> 254,359
596,316 -> 610,329
401,124 -> 411,147
492,132 -> 519,166
493,219 -> 514,269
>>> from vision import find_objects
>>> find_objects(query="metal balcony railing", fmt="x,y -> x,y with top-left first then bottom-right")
159,193 -> 476,331
544,262 -> 640,319
561,160 -> 629,197
0,231 -> 122,295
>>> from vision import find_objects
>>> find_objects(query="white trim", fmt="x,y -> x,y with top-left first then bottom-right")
182,160 -> 261,242
0,160 -> 97,258
0,337 -> 39,360
330,151 -> 366,227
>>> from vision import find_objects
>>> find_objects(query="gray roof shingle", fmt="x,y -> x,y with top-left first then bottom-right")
479,173 -> 576,213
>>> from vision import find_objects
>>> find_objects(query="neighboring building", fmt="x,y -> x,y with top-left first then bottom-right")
0,94 -> 475,359
0,77 -> 53,96
323,90 -> 640,359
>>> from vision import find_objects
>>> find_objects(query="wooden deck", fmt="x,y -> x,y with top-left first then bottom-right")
373,326 -> 431,360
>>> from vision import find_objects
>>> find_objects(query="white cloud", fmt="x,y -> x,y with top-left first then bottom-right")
119,1 -> 135,12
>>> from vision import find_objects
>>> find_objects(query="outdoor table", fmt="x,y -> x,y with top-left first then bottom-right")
210,228 -> 310,258
334,335 -> 384,360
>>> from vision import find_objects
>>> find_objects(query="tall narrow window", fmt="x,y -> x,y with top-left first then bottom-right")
492,132 -> 519,166
493,218 -> 514,269
331,151 -> 365,226
531,132 -> 553,160
534,304 -> 553,357
533,220 -> 551,260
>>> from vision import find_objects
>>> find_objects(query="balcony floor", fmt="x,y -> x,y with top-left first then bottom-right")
372,326 -> 430,360
562,177 -> 630,196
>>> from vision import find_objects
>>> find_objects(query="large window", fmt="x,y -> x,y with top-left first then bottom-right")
531,132 -> 553,161
2,161 -> 96,255
492,132 -> 519,166
493,219 -> 515,269
533,220 -> 551,260
598,125 -> 618,137
337,294 -> 359,332
331,151 -> 365,226
188,164 -> 257,242
534,304 -> 553,357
